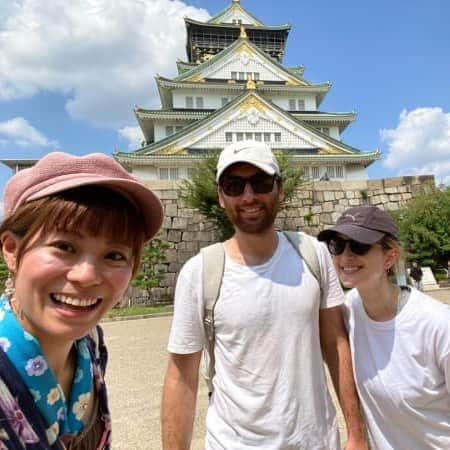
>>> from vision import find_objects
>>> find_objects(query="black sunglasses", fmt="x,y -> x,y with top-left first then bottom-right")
327,237 -> 373,256
220,173 -> 278,197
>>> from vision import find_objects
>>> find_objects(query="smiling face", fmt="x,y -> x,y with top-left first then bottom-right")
218,163 -> 284,235
2,228 -> 134,346
331,233 -> 399,290
0,185 -> 146,348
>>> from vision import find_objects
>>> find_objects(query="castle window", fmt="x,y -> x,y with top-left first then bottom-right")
245,132 -> 253,140
263,132 -> 271,142
196,97 -> 204,108
254,72 -> 260,81
231,72 -> 237,80
165,126 -> 174,136
327,166 -> 335,178
274,133 -> 281,142
312,167 -> 320,179
185,96 -> 193,108
297,99 -> 305,110
254,132 -> 262,141
225,132 -> 233,142
289,99 -> 296,110
239,72 -> 245,80
336,166 -> 344,178
159,167 -> 179,180
236,132 -> 244,141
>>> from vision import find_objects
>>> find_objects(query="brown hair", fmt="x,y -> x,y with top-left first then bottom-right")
0,185 -> 147,276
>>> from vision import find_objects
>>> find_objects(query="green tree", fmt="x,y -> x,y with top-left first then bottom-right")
179,151 -> 305,240
393,186 -> 450,269
132,238 -> 169,298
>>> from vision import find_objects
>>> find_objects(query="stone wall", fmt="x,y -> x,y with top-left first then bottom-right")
135,175 -> 434,304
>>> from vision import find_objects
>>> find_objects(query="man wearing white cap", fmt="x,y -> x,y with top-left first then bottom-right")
162,141 -> 367,449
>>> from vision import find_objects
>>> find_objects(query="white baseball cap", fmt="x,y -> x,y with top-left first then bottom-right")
216,141 -> 280,182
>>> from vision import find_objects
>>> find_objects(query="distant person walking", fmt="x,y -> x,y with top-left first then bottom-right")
409,260 -> 424,291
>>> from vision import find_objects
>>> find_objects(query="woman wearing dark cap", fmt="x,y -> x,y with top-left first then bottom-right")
0,152 -> 163,449
318,205 -> 450,450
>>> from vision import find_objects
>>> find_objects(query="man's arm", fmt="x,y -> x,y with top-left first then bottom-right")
161,351 -> 202,450
319,305 -> 368,450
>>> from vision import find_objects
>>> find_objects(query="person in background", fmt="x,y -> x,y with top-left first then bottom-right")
0,152 -> 163,449
409,260 -> 424,291
318,205 -> 450,450
161,141 -> 367,450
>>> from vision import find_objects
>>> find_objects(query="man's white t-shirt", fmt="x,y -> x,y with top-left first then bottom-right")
345,287 -> 450,449
168,232 -> 345,449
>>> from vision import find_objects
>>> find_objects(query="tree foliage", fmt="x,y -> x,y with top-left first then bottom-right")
179,151 -> 305,240
393,186 -> 450,269
131,238 -> 169,297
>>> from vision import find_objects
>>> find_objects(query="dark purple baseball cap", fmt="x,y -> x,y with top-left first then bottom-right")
317,205 -> 399,244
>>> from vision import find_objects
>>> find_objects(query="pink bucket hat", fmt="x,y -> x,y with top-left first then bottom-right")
3,152 -> 164,241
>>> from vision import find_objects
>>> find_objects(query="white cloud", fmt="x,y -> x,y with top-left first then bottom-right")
381,107 -> 450,185
118,126 -> 144,150
0,117 -> 57,147
0,0 -> 210,128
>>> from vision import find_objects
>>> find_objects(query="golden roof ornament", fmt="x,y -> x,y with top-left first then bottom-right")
246,74 -> 256,90
240,25 -> 247,39
232,0 -> 240,3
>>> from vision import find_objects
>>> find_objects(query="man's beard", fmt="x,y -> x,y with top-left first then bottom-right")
225,200 -> 279,234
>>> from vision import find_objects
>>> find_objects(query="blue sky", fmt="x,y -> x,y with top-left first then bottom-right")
1,0 -> 449,205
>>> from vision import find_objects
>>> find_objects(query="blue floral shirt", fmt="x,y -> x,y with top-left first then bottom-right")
0,324 -> 111,449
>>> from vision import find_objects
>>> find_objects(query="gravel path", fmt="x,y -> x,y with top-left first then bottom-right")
104,288 -> 450,449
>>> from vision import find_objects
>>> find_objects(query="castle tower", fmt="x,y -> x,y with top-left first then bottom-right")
115,1 -> 379,182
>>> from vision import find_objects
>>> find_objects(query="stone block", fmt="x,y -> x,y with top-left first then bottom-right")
341,180 -> 368,190
182,231 -> 196,242
313,191 -> 324,202
172,217 -> 188,229
168,262 -> 182,273
323,191 -> 335,201
165,249 -> 177,263
161,273 -> 176,287
162,217 -> 172,229
322,202 -> 334,212
179,208 -> 194,218
165,203 -> 178,217
178,251 -> 192,264
367,180 -> 383,190
158,190 -> 179,200
167,230 -> 181,242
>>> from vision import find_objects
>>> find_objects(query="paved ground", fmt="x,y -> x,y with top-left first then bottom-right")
104,288 -> 450,450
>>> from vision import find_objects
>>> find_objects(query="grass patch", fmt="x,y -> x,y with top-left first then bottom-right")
105,304 -> 173,318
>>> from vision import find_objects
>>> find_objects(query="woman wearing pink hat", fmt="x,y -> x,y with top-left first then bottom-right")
318,205 -> 450,449
0,152 -> 163,449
